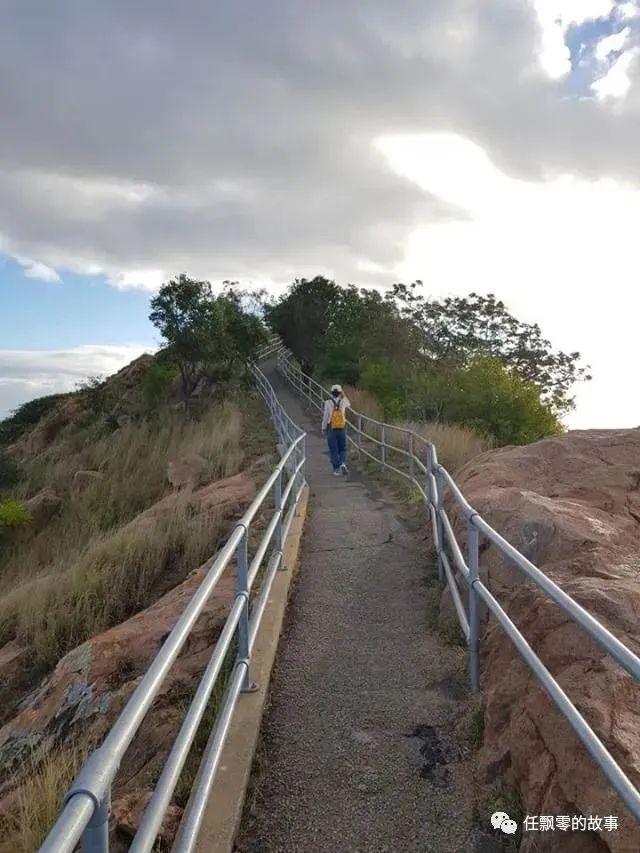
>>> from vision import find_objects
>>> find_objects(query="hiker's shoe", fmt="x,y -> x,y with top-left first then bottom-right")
333,469 -> 342,476
340,463 -> 349,474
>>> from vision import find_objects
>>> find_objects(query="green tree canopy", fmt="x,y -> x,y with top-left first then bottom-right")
266,275 -> 587,445
150,274 -> 267,406
265,276 -> 340,373
389,284 -> 590,414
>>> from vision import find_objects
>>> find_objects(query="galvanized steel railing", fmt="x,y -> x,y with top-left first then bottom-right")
40,356 -> 306,853
276,347 -> 640,822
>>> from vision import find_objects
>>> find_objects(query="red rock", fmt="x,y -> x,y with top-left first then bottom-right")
445,428 -> 640,852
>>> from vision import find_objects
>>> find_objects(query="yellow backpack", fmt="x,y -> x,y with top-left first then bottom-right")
330,401 -> 346,429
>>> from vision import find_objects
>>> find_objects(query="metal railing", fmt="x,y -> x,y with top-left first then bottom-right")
40,358 -> 306,853
276,347 -> 640,822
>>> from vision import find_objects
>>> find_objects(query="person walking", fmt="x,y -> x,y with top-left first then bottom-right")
322,384 -> 351,476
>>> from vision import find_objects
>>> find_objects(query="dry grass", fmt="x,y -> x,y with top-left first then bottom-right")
0,745 -> 85,853
0,395 -> 275,669
3,401 -> 243,586
343,385 -> 492,474
0,495 -> 224,667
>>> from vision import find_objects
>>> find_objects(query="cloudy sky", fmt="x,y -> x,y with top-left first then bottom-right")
1,0 -> 640,426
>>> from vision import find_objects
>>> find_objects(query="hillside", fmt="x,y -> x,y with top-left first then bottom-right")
0,351 -> 276,850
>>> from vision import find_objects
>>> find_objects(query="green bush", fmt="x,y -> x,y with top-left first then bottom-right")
0,394 -> 68,446
0,498 -> 32,529
441,357 -> 562,445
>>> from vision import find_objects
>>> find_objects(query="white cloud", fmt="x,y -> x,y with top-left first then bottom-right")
18,259 -> 61,283
532,0 -> 617,77
617,2 -> 640,21
109,269 -> 166,292
592,44 -> 640,97
376,132 -> 640,429
594,26 -> 631,61
0,345 -> 154,419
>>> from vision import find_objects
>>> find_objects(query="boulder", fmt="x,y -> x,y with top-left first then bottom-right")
73,470 -> 105,488
24,488 -> 62,527
167,453 -> 210,490
445,429 -> 640,852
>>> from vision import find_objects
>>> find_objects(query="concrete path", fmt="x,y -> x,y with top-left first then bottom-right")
238,365 -> 476,853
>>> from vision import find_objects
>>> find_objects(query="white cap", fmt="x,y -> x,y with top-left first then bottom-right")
331,384 -> 342,393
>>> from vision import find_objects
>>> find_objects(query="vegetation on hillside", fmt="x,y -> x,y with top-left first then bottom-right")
0,275 -> 273,680
266,276 -> 590,449
0,394 -> 70,446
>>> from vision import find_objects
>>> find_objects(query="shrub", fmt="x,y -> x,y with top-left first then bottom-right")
143,358 -> 179,411
0,499 -> 32,529
440,357 -> 563,445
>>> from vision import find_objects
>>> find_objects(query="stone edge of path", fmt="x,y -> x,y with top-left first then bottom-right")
193,483 -> 310,853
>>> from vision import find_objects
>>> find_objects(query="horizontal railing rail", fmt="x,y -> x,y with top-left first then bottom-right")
276,346 -> 640,822
40,358 -> 307,853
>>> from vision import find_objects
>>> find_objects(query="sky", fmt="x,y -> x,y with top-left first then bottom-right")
2,1 -> 640,427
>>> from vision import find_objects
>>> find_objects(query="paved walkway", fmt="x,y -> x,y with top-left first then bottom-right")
238,366 -> 476,853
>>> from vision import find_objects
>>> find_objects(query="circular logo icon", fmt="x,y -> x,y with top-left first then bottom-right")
491,811 -> 510,830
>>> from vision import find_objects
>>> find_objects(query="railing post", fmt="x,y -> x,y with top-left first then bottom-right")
273,471 -> 284,570
81,790 -> 110,853
357,414 -> 362,458
427,445 -> 444,583
435,466 -> 445,583
381,424 -> 386,467
302,433 -> 307,484
236,528 -> 257,692
467,521 -> 480,692
409,432 -> 414,480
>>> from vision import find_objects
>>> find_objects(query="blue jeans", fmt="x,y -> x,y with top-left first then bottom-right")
327,428 -> 346,470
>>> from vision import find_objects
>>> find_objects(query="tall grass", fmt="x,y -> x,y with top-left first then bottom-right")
0,745 -> 85,853
2,402 -> 243,588
0,396 -> 275,669
0,495 -> 224,667
343,385 -> 491,473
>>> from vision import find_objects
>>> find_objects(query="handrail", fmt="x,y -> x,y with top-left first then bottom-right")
40,357 -> 307,853
276,346 -> 640,823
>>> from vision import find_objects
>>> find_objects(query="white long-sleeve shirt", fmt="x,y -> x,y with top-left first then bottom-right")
322,395 -> 351,431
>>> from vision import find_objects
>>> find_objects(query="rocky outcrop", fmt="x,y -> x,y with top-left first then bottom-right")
73,469 -> 105,488
445,429 -> 640,852
24,487 -> 62,527
167,453 -> 210,490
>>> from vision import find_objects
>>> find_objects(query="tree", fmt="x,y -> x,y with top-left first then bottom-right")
149,274 -> 267,408
265,276 -> 340,373
317,285 -> 420,386
389,284 -> 590,414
